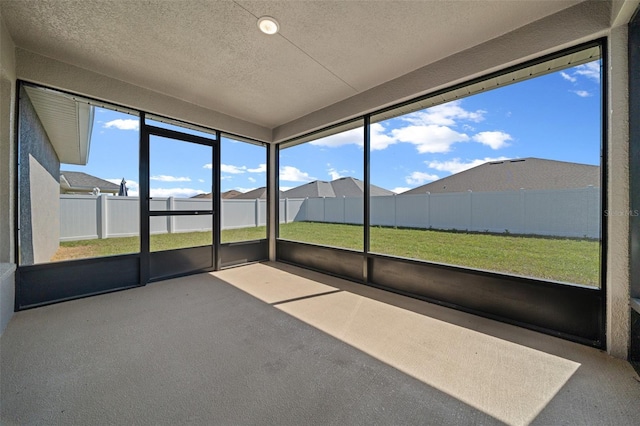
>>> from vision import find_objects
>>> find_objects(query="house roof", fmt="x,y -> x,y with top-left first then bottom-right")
233,187 -> 267,199
60,171 -> 119,193
283,177 -> 393,198
283,181 -> 336,198
232,187 -> 286,200
222,190 -> 242,199
402,158 -> 600,195
192,190 -> 242,199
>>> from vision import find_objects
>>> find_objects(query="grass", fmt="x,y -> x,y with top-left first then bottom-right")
52,227 -> 267,261
52,222 -> 599,287
279,222 -> 600,287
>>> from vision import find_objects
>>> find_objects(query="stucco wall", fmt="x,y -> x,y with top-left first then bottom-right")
19,87 -> 60,265
607,25 -> 631,358
0,10 -> 16,334
1,11 -> 16,264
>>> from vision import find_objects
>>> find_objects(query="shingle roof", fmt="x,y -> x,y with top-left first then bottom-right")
402,158 -> 600,195
283,181 -> 335,198
192,190 -> 242,199
283,177 -> 393,198
232,187 -> 284,199
60,171 -> 119,193
233,187 -> 268,199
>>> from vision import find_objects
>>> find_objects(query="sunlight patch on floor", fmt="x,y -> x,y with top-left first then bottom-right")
214,264 -> 581,426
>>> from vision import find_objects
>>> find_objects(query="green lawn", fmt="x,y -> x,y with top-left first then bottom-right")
279,222 -> 600,287
53,227 -> 267,260
54,222 -> 600,287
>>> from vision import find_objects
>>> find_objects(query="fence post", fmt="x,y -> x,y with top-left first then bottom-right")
304,198 -> 308,222
343,196 -> 346,224
468,190 -> 473,231
426,192 -> 431,229
323,197 -> 326,222
284,198 -> 288,223
393,193 -> 397,228
168,197 -> 175,233
588,185 -> 598,238
98,194 -> 108,239
255,198 -> 260,227
519,189 -> 526,235
220,198 -> 225,232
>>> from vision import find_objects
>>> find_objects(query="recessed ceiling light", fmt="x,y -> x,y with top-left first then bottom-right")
257,16 -> 279,35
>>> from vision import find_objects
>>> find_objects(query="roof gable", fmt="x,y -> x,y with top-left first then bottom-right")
60,171 -> 119,193
403,158 -> 600,195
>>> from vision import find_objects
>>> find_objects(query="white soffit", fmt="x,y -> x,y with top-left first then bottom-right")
24,86 -> 93,165
2,0 -> 585,130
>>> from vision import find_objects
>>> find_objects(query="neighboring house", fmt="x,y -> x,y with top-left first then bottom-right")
60,171 -> 119,195
283,177 -> 393,198
192,190 -> 242,199
233,187 -> 285,199
402,158 -> 600,195
222,190 -> 242,199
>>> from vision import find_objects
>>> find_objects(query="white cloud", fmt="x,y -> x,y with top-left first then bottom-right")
391,187 -> 411,194
472,131 -> 512,149
328,169 -> 342,180
221,164 -> 247,174
248,177 -> 256,183
210,163 -> 265,174
426,156 -> 511,174
306,123 -> 395,151
150,175 -> 191,182
371,122 -> 397,151
405,171 -> 439,185
574,62 -> 600,82
111,179 -> 212,197
572,90 -> 591,98
149,187 -> 204,198
309,127 -> 363,149
103,119 -> 139,131
279,186 -> 293,192
198,179 -> 205,183
560,72 -> 577,83
280,166 -> 316,182
248,163 -> 266,173
326,164 -> 349,180
392,125 -> 470,153
402,100 -> 485,127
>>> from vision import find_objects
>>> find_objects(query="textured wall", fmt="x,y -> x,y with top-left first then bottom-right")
607,26 -> 631,358
1,11 -> 16,264
1,11 -> 16,334
28,155 -> 59,263
19,88 -> 60,265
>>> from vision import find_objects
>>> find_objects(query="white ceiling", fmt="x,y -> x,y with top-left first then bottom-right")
0,0 -> 592,130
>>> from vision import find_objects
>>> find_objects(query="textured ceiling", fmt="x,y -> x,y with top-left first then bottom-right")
2,0 -> 583,129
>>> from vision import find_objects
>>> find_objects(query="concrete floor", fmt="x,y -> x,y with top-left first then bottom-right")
1,262 -> 639,425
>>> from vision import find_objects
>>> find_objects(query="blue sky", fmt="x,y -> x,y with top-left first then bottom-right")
64,60 -> 601,197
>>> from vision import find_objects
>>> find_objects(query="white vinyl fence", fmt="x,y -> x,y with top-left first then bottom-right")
60,186 -> 600,242
60,195 -> 266,242
280,187 -> 599,238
